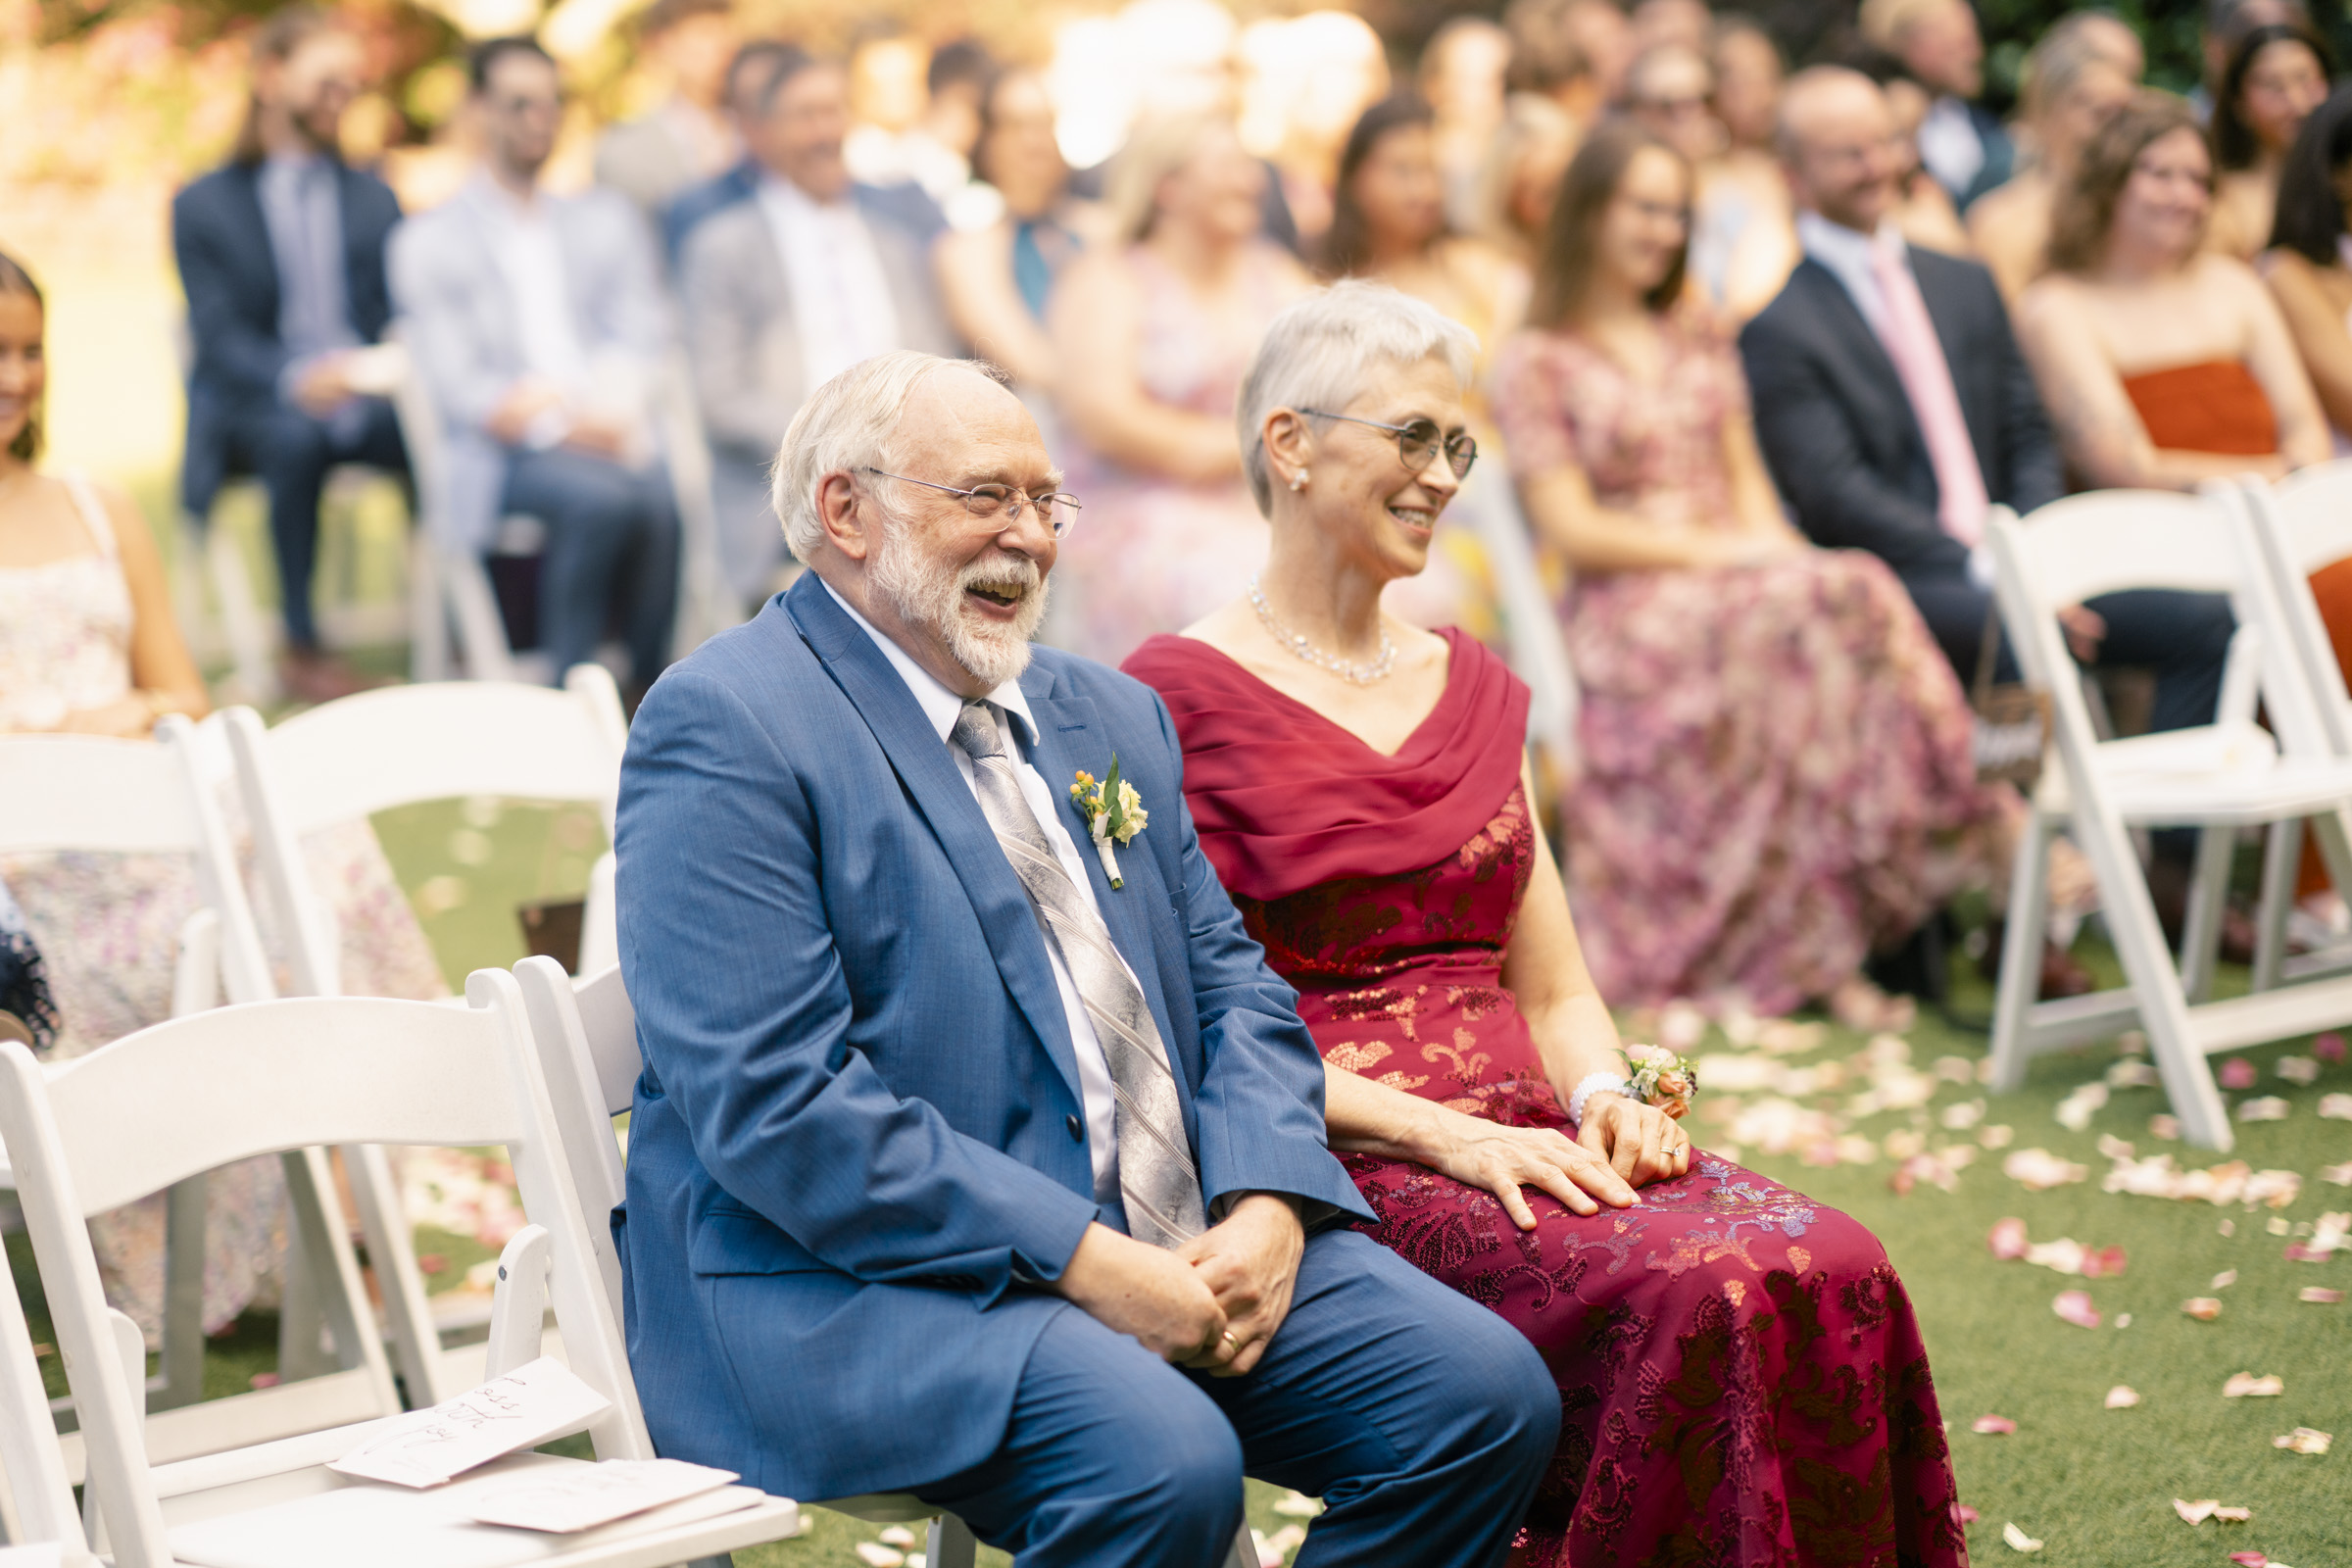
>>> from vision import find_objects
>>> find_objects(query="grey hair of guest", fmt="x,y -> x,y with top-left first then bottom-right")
770,351 -> 1015,564
1233,280 -> 1480,518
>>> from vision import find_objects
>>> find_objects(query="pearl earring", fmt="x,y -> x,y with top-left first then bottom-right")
1290,469 -> 1309,492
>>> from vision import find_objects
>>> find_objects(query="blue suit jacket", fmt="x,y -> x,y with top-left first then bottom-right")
172,159 -> 402,514
661,159 -> 947,270
612,574 -> 1368,1501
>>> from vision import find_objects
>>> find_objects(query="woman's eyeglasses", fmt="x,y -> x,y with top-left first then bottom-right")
1295,410 -> 1479,478
859,467 -> 1083,539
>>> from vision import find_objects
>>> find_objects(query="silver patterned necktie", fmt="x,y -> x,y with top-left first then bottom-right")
950,700 -> 1207,1247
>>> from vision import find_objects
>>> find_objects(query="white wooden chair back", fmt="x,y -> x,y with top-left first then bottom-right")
1460,468 -> 1580,781
513,958 -> 634,1322
2246,461 -> 2352,755
0,721 -> 270,1006
0,975 -> 643,1568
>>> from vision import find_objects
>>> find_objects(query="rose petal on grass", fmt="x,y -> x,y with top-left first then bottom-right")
2025,1238 -> 2086,1274
2184,1298 -> 2224,1320
2273,1427 -> 2331,1455
1973,1414 -> 2018,1434
2321,1161 -> 2352,1186
2318,1032 -> 2348,1063
2223,1372 -> 2284,1397
1271,1492 -> 1322,1518
2220,1057 -> 2258,1090
2082,1245 -> 2128,1278
2055,1083 -> 2110,1130
2001,1523 -> 2042,1553
877,1527 -> 917,1548
2237,1096 -> 2291,1122
2052,1290 -> 2100,1328
1978,1123 -> 2015,1149
2277,1055 -> 2321,1086
2228,1552 -> 2268,1567
2214,1506 -> 2252,1522
2320,1093 -> 2352,1120
2004,1148 -> 2089,1189
854,1544 -> 906,1568
2105,1385 -> 2140,1408
2106,1058 -> 2161,1089
2174,1498 -> 2219,1524
2150,1113 -> 2182,1140
2213,1269 -> 2238,1290
2115,1311 -> 2132,1327
2298,1287 -> 2344,1302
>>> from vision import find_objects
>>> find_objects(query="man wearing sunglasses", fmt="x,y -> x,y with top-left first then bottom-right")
391,35 -> 681,700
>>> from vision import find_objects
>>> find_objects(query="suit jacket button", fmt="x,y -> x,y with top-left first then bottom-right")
1065,1114 -> 1084,1142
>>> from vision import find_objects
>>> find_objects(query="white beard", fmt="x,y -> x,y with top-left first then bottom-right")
868,520 -> 1051,692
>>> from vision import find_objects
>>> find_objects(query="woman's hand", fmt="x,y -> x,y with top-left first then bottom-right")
1576,1092 -> 1692,1188
1423,1106 -> 1638,1229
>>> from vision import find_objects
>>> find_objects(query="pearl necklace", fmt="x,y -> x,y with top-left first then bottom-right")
1248,574 -> 1396,685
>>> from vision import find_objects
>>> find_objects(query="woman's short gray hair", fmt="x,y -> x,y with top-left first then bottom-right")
771,350 -> 1002,563
1234,281 -> 1479,516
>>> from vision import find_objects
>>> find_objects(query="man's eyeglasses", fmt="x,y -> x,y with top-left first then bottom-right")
859,467 -> 1083,539
1295,410 -> 1478,478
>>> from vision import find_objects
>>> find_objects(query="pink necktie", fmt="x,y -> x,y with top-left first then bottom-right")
1870,239 -> 1989,547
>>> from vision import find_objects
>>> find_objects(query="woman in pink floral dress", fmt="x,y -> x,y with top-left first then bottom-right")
1493,123 -> 2016,1021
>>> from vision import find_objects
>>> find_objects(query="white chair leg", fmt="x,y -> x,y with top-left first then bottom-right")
1988,810 -> 2052,1091
445,551 -> 517,683
410,527 -> 448,683
2253,817 -> 2301,993
1226,1519 -> 1261,1568
344,1142 -> 447,1405
276,1212 -> 332,1383
927,1513 -> 979,1568
578,853 -> 618,977
155,1175 -> 207,1412
278,1147 -> 401,1409
2180,825 -> 2236,1004
2088,814 -> 2232,1150
82,1307 -> 147,1555
206,516 -> 279,706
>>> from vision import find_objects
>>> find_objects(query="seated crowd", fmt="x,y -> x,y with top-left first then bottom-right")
8,0 -> 2352,1562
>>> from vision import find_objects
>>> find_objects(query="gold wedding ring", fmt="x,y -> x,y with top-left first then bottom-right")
1220,1330 -> 1242,1348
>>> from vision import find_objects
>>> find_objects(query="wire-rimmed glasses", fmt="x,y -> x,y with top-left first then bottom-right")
1295,410 -> 1479,478
859,467 -> 1083,539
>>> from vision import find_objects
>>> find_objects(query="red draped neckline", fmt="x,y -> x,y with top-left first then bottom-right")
1123,627 -> 1532,903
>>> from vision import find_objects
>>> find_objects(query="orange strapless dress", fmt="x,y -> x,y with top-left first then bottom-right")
2124,361 -> 2349,895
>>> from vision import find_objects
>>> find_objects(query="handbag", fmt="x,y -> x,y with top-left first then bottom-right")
1970,601 -> 2052,789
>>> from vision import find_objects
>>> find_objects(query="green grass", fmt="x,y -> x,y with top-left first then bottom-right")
13,805 -> 2351,1565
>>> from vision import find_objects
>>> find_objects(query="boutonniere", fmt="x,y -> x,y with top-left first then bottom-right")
1069,757 -> 1148,889
1621,1044 -> 1698,1120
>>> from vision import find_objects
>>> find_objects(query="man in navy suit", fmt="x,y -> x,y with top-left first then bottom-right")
613,351 -> 1556,1567
173,5 -> 404,702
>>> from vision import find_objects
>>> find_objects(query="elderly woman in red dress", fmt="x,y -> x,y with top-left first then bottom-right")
1124,280 -> 1964,1568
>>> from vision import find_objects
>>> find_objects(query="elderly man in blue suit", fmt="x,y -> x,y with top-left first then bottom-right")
613,350 -> 1557,1567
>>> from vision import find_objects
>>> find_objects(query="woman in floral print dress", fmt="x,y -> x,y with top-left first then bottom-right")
1126,278 -> 1963,1567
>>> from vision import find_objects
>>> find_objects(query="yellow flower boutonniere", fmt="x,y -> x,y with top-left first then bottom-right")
1069,757 -> 1148,889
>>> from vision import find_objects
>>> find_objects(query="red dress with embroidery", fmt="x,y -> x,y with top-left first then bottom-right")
1126,629 -> 1966,1568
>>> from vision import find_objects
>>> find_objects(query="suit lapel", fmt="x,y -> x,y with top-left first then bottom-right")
784,579 -> 1088,1107
226,166 -> 281,322
1793,259 -> 1929,464
1019,678 -> 1182,1064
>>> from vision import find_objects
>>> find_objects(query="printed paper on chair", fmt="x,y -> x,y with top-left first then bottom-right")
330,1357 -> 612,1489
466,1458 -> 740,1533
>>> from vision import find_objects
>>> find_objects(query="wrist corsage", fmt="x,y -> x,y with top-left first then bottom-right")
1069,757 -> 1147,890
1622,1043 -> 1698,1120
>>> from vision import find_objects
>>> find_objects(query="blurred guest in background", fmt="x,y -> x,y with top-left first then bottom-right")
2018,91 -> 2328,491
2208,23 -> 2334,260
0,874 -> 52,1051
2266,86 -> 2352,446
935,69 -> 1107,396
659,39 -> 795,268
1968,26 -> 2139,299
593,0 -> 741,220
1503,0 -> 1629,133
2066,6 -> 2149,81
1624,44 -> 1723,168
391,37 -> 678,695
1848,47 -> 1976,253
1630,0 -> 1712,56
1418,16 -> 1513,230
2201,0 -> 2312,116
1239,10 -> 1392,250
1494,122 -> 2016,1024
173,4 -> 404,703
1474,91 -> 1579,264
1048,114 -> 1310,663
848,35 -> 995,220
1323,97 -> 1528,353
0,250 -> 441,1343
1689,16 -> 1799,318
1860,0 -> 2011,211
680,47 -> 956,607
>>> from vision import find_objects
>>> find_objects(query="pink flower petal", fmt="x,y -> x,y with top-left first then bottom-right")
2220,1057 -> 2258,1090
2298,1287 -> 2344,1303
1951,1503 -> 1980,1525
2229,1552 -> 2268,1566
2105,1385 -> 2139,1408
1973,1414 -> 2018,1434
2183,1298 -> 2224,1320
2052,1289 -> 2100,1328
2316,1032 -> 2347,1063
1988,1216 -> 2030,1259
2081,1245 -> 2129,1278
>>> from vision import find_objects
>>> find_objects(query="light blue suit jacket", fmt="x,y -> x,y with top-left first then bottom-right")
612,573 -> 1369,1501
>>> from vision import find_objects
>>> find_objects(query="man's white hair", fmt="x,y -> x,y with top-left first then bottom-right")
770,350 -> 1004,563
1234,281 -> 1480,517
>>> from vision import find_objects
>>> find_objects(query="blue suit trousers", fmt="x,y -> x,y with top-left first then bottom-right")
913,1230 -> 1558,1568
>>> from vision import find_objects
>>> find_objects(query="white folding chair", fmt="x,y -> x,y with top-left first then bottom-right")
1985,488 -> 2352,1150
650,349 -> 746,661
2236,464 -> 2352,987
0,725 -> 404,1463
220,667 -> 628,1408
508,957 -> 1265,1568
1463,466 -> 1579,792
0,973 -> 803,1568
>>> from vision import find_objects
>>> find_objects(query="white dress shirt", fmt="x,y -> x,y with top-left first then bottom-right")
758,175 -> 903,397
1916,97 -> 1986,199
821,579 -> 1122,1198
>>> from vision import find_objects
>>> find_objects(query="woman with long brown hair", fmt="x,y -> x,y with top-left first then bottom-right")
1491,122 -> 2022,1026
